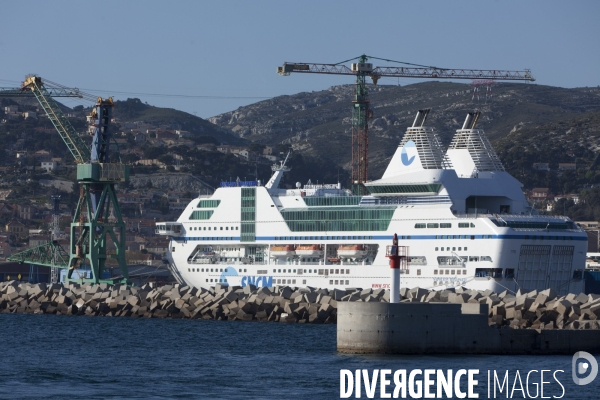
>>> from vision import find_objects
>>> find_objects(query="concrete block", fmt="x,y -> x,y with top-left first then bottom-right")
555,300 -> 572,315
280,287 -> 293,299
539,288 -> 557,302
575,293 -> 590,304
304,292 -> 318,303
331,289 -> 346,301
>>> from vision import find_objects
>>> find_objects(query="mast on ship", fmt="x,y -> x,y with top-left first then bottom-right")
265,151 -> 292,189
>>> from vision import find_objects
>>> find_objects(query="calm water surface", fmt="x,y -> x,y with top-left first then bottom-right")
0,314 -> 597,399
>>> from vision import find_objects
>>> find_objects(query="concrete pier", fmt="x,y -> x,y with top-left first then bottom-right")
337,302 -> 600,354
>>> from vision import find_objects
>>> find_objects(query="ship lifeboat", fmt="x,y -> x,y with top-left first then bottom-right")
295,244 -> 323,256
337,244 -> 367,258
270,245 -> 296,257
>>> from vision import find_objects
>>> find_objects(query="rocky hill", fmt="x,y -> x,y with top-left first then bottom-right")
112,98 -> 247,146
209,82 -> 600,179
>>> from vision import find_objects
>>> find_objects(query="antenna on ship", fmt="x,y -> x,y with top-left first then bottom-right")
265,150 -> 292,190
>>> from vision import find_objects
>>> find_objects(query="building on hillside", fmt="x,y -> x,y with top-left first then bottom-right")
533,163 -> 550,171
554,194 -> 580,204
34,150 -> 52,162
29,235 -> 51,247
23,111 -> 37,119
145,239 -> 170,255
41,161 -> 58,172
0,190 -> 14,201
558,163 -> 577,171
18,205 -> 37,220
263,146 -> 274,155
529,188 -> 551,201
6,220 -> 27,238
175,130 -> 192,138
238,149 -> 258,162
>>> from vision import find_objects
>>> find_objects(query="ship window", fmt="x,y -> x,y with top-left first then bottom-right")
464,247 -> 467,251
206,279 -> 208,282
415,223 -> 426,229
278,269 -> 281,273
505,268 -> 515,279
435,247 -> 438,251
346,269 -> 350,274
187,268 -> 190,272
330,269 -> 333,274
329,280 -> 333,285
226,227 -> 228,230
334,280 -> 338,285
427,223 -> 439,228
293,279 -> 296,284
172,247 -> 175,252
451,270 -> 455,274
463,270 -> 466,275
440,223 -> 451,228
452,247 -> 456,251
458,223 -> 469,228
417,269 -> 421,276
458,247 -> 461,251
335,269 -> 339,274
303,280 -> 306,284
471,236 -> 475,240
345,280 -> 349,285
434,270 -> 438,275
446,247 -> 449,251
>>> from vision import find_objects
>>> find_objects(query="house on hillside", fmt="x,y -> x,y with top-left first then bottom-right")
6,220 -> 27,238
0,190 -> 14,201
18,205 -> 37,220
533,163 -> 550,171
41,161 -> 58,172
558,163 -> 577,171
529,188 -> 551,201
34,150 -> 52,162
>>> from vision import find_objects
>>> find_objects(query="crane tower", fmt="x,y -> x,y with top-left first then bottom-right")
0,76 -> 130,284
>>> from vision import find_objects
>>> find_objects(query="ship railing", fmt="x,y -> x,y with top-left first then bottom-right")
454,213 -> 571,220
509,228 -> 581,232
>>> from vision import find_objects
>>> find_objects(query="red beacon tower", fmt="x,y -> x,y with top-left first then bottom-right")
385,233 -> 408,303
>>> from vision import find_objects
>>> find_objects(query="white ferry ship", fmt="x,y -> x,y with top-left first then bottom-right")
156,110 -> 587,295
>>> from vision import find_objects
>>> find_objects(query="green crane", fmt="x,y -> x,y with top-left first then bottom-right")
278,55 -> 535,193
0,76 -> 130,284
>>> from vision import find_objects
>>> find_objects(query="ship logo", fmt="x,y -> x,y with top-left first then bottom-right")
401,140 -> 417,166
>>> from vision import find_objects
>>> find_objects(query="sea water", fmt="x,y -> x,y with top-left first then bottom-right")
0,313 -> 597,399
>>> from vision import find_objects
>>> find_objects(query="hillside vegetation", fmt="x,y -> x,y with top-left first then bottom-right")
209,82 -> 600,179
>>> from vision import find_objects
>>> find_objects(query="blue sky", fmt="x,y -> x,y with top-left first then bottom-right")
1,1 -> 598,118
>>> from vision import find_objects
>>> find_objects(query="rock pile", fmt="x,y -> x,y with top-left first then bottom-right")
1,280 -> 599,329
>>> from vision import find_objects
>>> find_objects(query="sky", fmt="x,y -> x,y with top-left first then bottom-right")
1,1 -> 599,119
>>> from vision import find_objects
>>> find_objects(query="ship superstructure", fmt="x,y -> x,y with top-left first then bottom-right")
157,110 -> 586,295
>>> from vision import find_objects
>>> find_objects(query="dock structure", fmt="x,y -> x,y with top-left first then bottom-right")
337,302 -> 600,355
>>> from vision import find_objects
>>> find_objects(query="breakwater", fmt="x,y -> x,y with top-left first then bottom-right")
1,280 -> 600,329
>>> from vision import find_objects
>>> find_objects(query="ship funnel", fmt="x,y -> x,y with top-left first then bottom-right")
461,111 -> 481,130
446,111 -> 504,177
412,108 -> 430,128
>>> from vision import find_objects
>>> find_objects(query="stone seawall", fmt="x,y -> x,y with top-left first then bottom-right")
2,281 -> 600,330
